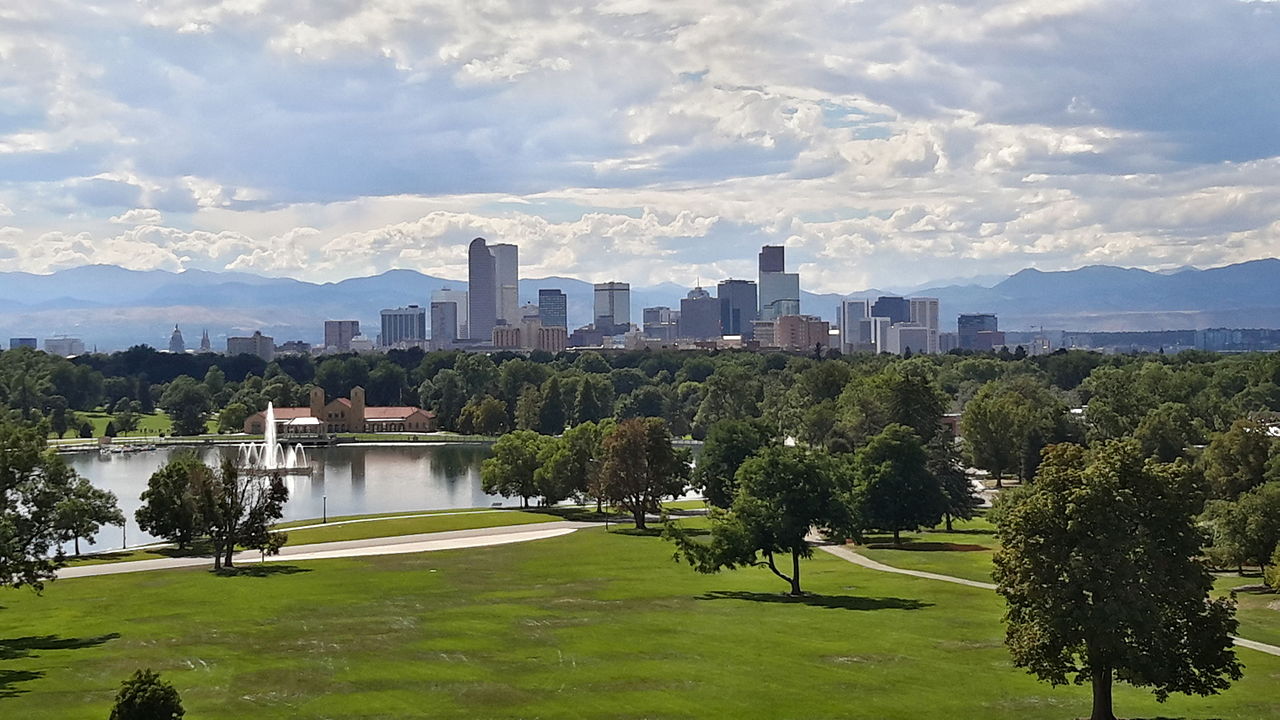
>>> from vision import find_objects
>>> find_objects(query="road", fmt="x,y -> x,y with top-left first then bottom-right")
57,521 -> 592,579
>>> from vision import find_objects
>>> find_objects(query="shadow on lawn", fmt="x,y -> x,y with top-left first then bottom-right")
212,564 -> 313,578
697,590 -> 932,612
0,633 -> 120,698
863,541 -> 990,552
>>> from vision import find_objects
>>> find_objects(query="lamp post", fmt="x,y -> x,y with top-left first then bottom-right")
323,495 -> 327,524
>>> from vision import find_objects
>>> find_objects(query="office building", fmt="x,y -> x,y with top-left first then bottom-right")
275,340 -> 311,355
168,325 -> 185,353
492,243 -> 519,325
431,288 -> 468,339
718,279 -> 758,338
519,303 -> 543,347
679,286 -> 721,340
972,330 -> 1007,351
939,332 -> 960,353
758,245 -> 785,273
324,320 -> 361,352
643,306 -> 680,341
492,326 -> 522,350
8,337 -> 37,350
908,297 -> 940,353
43,337 -> 85,357
885,325 -> 931,355
958,313 -> 999,350
838,299 -> 872,353
226,331 -> 274,362
871,296 -> 911,325
594,281 -> 631,333
864,317 -> 891,353
468,237 -> 498,343
772,315 -> 831,353
430,302 -> 458,350
538,289 -> 568,329
380,305 -> 427,347
535,326 -> 568,353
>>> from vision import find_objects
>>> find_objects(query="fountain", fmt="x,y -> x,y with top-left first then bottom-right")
238,402 -> 312,475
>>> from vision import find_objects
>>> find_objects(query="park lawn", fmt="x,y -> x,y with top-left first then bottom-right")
1213,574 -> 1280,648
68,510 -> 558,567
4,526 -> 1280,719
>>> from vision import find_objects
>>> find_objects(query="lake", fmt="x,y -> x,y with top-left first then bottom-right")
65,443 -> 503,552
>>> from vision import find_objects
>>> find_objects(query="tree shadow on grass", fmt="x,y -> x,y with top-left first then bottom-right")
696,590 -> 933,612
0,633 -> 120,698
863,541 -> 990,552
933,528 -> 996,536
212,564 -> 313,578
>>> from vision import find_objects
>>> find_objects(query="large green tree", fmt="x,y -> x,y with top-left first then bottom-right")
1203,481 -> 1280,575
694,419 -> 771,508
535,422 -> 603,508
928,434 -> 980,531
481,430 -> 552,507
850,423 -> 945,543
0,420 -> 82,589
599,418 -> 688,529
109,668 -> 185,720
53,476 -> 123,556
669,445 -> 848,595
1199,418 -> 1278,499
135,454 -> 209,549
158,375 -> 213,436
194,459 -> 289,570
993,441 -> 1242,720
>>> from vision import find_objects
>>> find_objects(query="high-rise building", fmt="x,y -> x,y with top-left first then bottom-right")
8,337 -> 37,350
871,296 -> 911,325
519,303 -> 542,348
643,306 -> 679,341
885,325 -> 931,355
593,281 -> 631,333
430,302 -> 458,350
431,288 -> 469,339
468,237 -> 498,343
492,243 -> 519,326
43,337 -> 85,357
839,299 -> 872,353
759,245 -> 785,273
864,317 -> 891,353
717,279 -> 758,338
324,320 -> 361,351
226,331 -> 273,361
679,286 -> 721,340
908,297 -> 940,353
538,289 -> 568,329
772,315 -> 831,353
758,245 -> 799,321
535,326 -> 568,353
380,305 -> 427,347
492,326 -> 522,350
958,313 -> 999,350
168,325 -> 185,353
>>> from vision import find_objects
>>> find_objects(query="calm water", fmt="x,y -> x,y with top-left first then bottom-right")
64,443 -> 501,552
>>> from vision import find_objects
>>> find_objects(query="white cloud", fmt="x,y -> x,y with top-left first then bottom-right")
108,208 -> 163,225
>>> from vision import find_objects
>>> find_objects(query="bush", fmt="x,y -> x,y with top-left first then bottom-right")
109,668 -> 184,720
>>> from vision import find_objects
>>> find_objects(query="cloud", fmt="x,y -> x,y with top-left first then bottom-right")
108,208 -> 163,225
0,0 -> 1277,291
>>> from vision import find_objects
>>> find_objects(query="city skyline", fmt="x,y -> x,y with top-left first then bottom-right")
2,2 -> 1278,292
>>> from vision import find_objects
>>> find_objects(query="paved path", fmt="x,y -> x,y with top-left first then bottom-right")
819,543 -> 1280,658
58,521 -> 591,580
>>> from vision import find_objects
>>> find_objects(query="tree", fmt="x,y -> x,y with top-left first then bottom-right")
217,402 -> 250,434
135,454 -> 209,549
194,459 -> 289,570
458,396 -> 509,436
158,375 -> 212,436
481,430 -> 551,507
78,421 -> 93,439
48,395 -> 70,437
113,398 -> 141,435
599,418 -> 688,529
54,477 -> 123,556
535,422 -> 603,507
109,668 -> 184,720
572,374 -> 612,425
993,441 -> 1242,720
1203,482 -> 1280,573
928,434 -> 979,531
538,375 -> 567,435
1133,402 -> 1198,462
420,369 -> 467,431
514,385 -> 543,431
962,377 -> 1063,487
850,424 -> 944,543
1200,418 -> 1277,499
694,419 -> 771,508
0,420 -> 82,589
669,445 -> 847,595
617,385 -> 669,420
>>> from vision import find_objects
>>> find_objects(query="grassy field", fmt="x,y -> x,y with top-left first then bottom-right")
855,517 -> 1280,651
4,524 -> 1279,719
50,411 -> 221,440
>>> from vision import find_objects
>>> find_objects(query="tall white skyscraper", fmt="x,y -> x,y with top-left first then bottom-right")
492,243 -> 519,326
839,299 -> 871,353
593,282 -> 631,333
908,297 -> 941,353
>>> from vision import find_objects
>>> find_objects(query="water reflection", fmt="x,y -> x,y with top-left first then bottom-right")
64,443 -> 499,552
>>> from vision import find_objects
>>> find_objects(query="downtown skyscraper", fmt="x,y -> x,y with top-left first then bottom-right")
468,237 -> 498,342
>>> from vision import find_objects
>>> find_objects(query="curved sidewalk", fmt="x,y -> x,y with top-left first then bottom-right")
819,543 -> 1280,658
58,521 -> 592,580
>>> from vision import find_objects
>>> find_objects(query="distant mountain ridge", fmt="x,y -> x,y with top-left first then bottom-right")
2,259 -> 1278,350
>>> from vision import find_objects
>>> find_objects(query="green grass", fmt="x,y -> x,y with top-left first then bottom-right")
50,411 -> 221,440
4,525 -> 1279,718
69,510 -> 557,567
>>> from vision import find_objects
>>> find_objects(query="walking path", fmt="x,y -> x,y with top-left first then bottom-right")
818,543 -> 1280,658
57,521 -> 591,580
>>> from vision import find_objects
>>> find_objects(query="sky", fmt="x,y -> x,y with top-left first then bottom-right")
1,0 -> 1279,293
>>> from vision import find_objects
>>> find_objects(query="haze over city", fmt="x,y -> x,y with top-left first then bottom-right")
3,0 -> 1280,291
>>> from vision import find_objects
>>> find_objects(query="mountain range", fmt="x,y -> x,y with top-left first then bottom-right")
2,259 -> 1278,351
